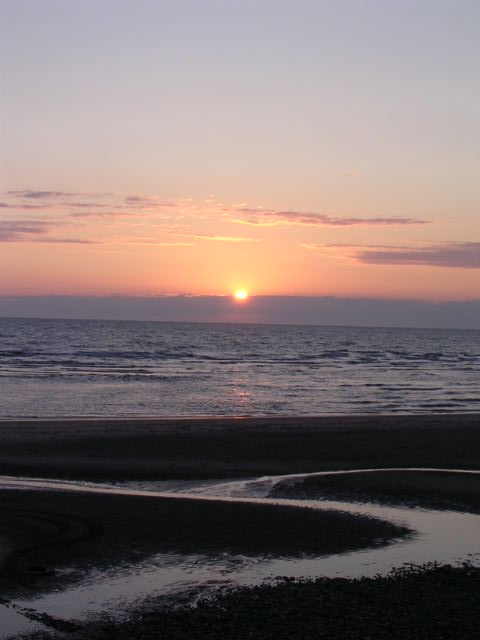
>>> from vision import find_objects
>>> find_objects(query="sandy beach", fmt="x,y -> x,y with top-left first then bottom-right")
0,414 -> 479,638
0,414 -> 479,481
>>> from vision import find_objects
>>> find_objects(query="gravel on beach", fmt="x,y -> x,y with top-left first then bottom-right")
23,564 -> 480,640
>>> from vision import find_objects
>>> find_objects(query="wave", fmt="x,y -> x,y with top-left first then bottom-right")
0,320 -> 478,417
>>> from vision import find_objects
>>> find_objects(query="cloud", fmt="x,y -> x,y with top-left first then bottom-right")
2,191 -> 115,211
229,208 -> 428,227
125,195 -> 156,203
3,190 -> 121,212
0,220 -> 53,241
34,237 -> 97,244
70,210 -> 148,219
302,242 -> 480,269
7,190 -> 79,199
356,242 -> 480,269
301,242 -> 427,251
124,196 -> 178,211
125,195 -> 167,205
0,220 -> 95,244
3,190 -> 429,228
62,202 -> 111,208
0,201 -> 54,210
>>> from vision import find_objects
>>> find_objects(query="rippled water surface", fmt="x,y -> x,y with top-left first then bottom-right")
0,318 -> 478,417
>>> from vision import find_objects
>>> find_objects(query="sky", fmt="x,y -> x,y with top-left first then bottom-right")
0,0 -> 479,318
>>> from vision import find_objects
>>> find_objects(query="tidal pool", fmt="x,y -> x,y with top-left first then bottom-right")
1,469 -> 479,638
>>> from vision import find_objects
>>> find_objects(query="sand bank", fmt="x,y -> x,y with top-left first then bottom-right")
0,414 -> 478,481
270,469 -> 480,513
0,487 -> 408,600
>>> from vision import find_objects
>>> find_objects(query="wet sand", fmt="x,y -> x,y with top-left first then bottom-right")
0,487 -> 409,599
65,564 -> 480,640
0,414 -> 479,638
270,469 -> 480,513
0,414 -> 479,481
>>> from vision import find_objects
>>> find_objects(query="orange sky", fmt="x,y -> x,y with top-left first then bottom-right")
1,2 -> 479,302
0,190 -> 478,300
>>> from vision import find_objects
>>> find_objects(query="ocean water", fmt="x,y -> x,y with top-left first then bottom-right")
0,317 -> 478,418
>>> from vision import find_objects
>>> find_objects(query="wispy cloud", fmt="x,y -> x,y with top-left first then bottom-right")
227,208 -> 428,227
0,220 -> 53,241
356,242 -> 480,269
61,202 -> 111,208
125,195 -> 159,204
3,190 -> 116,211
70,210 -> 149,219
0,201 -> 56,210
124,195 -> 176,208
3,190 -> 429,228
0,219 -> 95,244
302,242 -> 480,269
7,190 -> 80,199
35,237 -> 97,244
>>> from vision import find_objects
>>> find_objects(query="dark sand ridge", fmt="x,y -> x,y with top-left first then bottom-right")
0,488 -> 409,600
0,414 -> 479,481
270,470 -> 480,513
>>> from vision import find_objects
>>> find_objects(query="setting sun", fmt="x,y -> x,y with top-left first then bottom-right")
234,289 -> 248,301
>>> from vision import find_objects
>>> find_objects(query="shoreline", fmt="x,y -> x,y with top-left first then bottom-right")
0,411 -> 478,421
1,410 -> 478,421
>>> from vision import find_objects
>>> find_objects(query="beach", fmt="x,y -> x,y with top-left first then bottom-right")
0,414 -> 479,638
65,564 -> 480,640
0,414 -> 479,481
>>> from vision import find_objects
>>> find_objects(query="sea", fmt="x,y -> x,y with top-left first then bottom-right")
0,317 -> 478,418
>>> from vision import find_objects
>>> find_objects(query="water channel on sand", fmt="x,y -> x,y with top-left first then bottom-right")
1,469 -> 480,638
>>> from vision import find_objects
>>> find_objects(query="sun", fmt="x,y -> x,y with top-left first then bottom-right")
233,289 -> 248,301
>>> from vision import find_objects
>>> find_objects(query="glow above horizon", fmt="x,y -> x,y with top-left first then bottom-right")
0,1 -> 478,303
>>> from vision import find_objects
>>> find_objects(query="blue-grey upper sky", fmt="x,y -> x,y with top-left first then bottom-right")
3,0 -> 478,201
